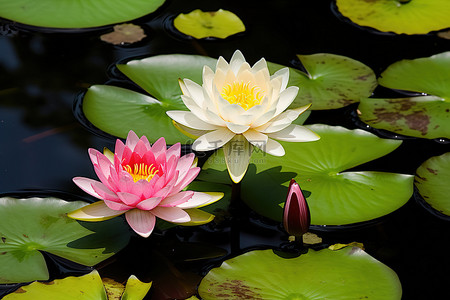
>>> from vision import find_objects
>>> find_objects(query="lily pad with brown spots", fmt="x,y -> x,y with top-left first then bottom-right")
358,52 -> 450,139
268,53 -> 377,110
198,247 -> 402,299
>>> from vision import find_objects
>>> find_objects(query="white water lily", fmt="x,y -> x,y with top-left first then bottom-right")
167,50 -> 319,183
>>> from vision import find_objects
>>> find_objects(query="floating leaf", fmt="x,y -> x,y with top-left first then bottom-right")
359,52 -> 450,139
415,152 -> 450,216
0,0 -> 165,29
199,125 -> 413,225
0,197 -> 130,283
83,54 -> 217,143
2,270 -> 151,300
100,24 -> 146,45
268,53 -> 377,110
173,9 -> 245,39
199,247 -> 402,299
335,0 -> 450,34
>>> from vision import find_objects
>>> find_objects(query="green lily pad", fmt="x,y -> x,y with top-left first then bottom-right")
358,52 -> 450,139
173,9 -> 245,39
2,270 -> 151,300
415,152 -> 450,216
0,197 -> 130,284
0,0 -> 165,29
199,125 -> 413,225
83,54 -> 217,144
267,53 -> 377,110
336,0 -> 450,35
199,247 -> 402,299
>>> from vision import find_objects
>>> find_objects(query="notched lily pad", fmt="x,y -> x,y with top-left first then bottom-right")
336,0 -> 450,35
415,152 -> 450,217
173,9 -> 245,39
0,0 -> 166,29
82,54 -> 217,143
199,124 -> 413,226
198,247 -> 402,299
100,24 -> 146,45
268,53 -> 377,110
0,197 -> 130,284
358,52 -> 450,139
2,270 -> 151,299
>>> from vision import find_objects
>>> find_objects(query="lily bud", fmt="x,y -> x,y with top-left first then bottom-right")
283,179 -> 310,237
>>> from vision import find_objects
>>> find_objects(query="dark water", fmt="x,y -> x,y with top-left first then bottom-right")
0,0 -> 449,299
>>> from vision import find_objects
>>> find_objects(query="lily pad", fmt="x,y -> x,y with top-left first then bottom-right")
335,0 -> 450,35
198,247 -> 402,299
0,197 -> 130,284
268,53 -> 377,110
100,24 -> 147,45
2,270 -> 151,300
0,0 -> 165,29
358,52 -> 450,139
415,152 -> 450,216
173,9 -> 245,39
199,125 -> 413,225
83,54 -> 217,144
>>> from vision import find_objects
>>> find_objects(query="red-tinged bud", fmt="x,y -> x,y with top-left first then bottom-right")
283,179 -> 310,237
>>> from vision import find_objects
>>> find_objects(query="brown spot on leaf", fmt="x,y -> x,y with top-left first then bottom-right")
0,252 -> 7,255
15,288 -> 26,293
22,234 -> 29,238
42,281 -> 55,285
215,279 -> 263,299
100,23 -> 146,45
356,74 -> 371,81
1,237 -> 6,243
404,111 -> 429,135
426,168 -> 438,175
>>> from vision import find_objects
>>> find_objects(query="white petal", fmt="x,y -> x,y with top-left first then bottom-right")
267,124 -> 321,142
255,105 -> 311,133
151,206 -> 191,223
251,108 -> 277,128
183,79 -> 205,107
252,57 -> 269,73
216,56 -> 230,73
274,86 -> 299,116
176,192 -> 215,209
172,121 -> 211,139
229,50 -> 246,74
242,129 -> 268,147
223,135 -> 253,183
272,67 -> 290,91
220,102 -> 247,124
166,111 -> 219,130
265,138 -> 285,156
226,122 -> 250,134
192,127 -> 235,151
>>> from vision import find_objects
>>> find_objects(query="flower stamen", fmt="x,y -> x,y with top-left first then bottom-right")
221,81 -> 264,110
123,163 -> 159,182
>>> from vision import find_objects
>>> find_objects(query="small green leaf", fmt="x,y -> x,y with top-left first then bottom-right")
336,0 -> 450,34
174,9 -> 245,39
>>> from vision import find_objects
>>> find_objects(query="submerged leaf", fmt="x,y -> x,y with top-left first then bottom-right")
100,24 -> 146,45
174,9 -> 245,39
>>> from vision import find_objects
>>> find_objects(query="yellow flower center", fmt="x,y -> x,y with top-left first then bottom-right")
221,81 -> 264,110
123,163 -> 159,182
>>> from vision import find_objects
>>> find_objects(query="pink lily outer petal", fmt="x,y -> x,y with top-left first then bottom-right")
151,206 -> 191,223
117,192 -> 142,206
158,191 -> 194,207
135,197 -> 163,210
125,209 -> 156,238
72,177 -> 107,200
125,130 -> 140,150
68,201 -> 127,221
104,199 -> 134,211
175,192 -> 216,209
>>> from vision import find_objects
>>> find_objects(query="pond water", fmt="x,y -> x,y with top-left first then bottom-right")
0,0 -> 449,299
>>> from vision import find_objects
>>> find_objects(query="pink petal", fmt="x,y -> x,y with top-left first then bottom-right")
117,192 -> 142,206
88,148 -> 102,165
158,191 -> 194,207
164,155 -> 178,182
151,206 -> 191,223
114,139 -> 126,160
151,137 -> 167,160
166,143 -> 181,161
135,197 -> 163,210
173,167 -> 200,193
104,199 -> 134,211
176,192 -> 215,209
134,139 -> 149,157
175,153 -> 195,180
125,130 -> 140,151
73,177 -> 105,200
125,209 -> 156,238
89,180 -> 121,202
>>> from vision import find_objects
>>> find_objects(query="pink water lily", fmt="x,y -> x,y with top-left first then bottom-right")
68,131 -> 223,238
